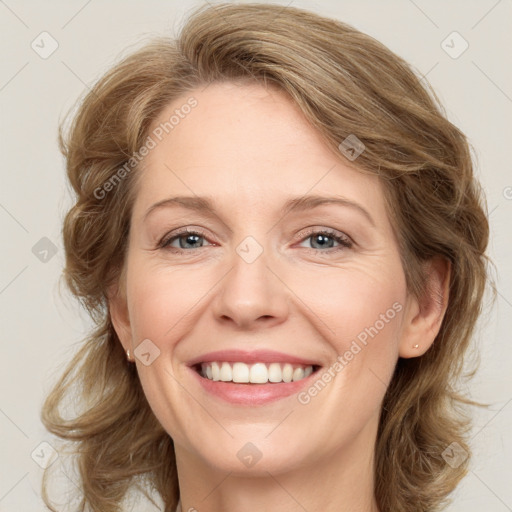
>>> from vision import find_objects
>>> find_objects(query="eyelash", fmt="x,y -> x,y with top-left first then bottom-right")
158,227 -> 353,255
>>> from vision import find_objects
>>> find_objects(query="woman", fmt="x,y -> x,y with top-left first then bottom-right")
41,3 -> 492,511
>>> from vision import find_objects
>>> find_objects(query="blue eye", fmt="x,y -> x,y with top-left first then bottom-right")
160,229 -> 210,251
159,228 -> 353,254
298,230 -> 353,251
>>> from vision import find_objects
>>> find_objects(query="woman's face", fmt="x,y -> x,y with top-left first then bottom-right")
112,81 -> 418,476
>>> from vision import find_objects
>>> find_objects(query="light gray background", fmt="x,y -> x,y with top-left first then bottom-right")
0,1 -> 510,510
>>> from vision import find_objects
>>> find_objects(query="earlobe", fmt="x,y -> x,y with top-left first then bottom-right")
399,256 -> 451,359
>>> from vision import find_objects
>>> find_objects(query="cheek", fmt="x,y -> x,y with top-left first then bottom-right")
126,252 -> 407,359
126,262 -> 213,342
289,262 -> 406,422
290,269 -> 405,440
124,262 -> 211,441
291,263 -> 406,352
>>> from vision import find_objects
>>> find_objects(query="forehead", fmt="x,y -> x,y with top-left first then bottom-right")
132,81 -> 388,226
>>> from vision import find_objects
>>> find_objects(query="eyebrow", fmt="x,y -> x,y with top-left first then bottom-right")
143,194 -> 375,227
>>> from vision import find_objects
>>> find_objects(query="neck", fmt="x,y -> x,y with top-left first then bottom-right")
175,414 -> 381,512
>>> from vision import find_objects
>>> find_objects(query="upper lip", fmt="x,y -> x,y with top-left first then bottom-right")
187,349 -> 322,367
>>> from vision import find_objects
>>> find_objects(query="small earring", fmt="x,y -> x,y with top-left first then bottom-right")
126,349 -> 133,362
413,344 -> 419,349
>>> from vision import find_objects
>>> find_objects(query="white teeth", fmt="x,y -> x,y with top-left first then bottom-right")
232,362 -> 250,383
282,363 -> 293,383
292,367 -> 305,381
249,363 -> 268,383
220,362 -> 232,381
199,362 -> 315,384
268,363 -> 282,382
211,362 -> 220,381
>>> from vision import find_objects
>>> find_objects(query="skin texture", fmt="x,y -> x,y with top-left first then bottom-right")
109,81 -> 450,512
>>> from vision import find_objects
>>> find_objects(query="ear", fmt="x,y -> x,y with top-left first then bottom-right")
399,256 -> 451,358
107,278 -> 133,355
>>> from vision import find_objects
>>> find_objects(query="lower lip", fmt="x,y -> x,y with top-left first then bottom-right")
188,366 -> 319,406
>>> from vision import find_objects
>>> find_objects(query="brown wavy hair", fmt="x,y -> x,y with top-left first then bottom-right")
41,3 -> 493,511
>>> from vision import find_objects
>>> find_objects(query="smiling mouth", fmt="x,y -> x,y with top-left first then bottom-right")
194,361 -> 321,384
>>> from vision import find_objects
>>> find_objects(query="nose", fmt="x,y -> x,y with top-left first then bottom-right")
211,244 -> 290,330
